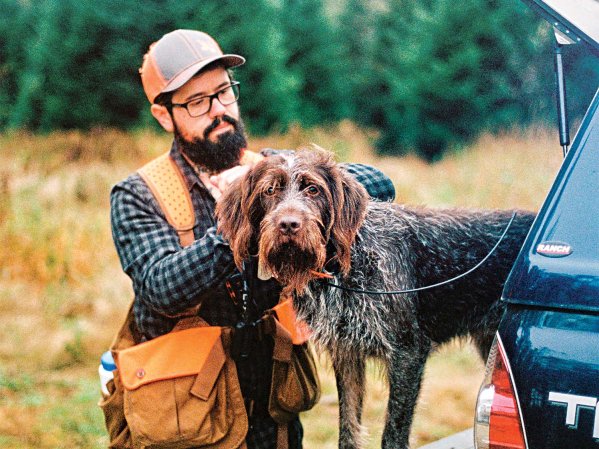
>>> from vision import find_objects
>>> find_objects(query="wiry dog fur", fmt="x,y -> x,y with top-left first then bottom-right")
216,148 -> 535,449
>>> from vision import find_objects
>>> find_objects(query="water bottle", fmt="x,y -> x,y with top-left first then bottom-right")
99,351 -> 116,396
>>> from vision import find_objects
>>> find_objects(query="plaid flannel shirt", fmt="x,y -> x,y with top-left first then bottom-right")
110,141 -> 395,449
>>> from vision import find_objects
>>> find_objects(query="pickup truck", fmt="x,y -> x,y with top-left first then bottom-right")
422,1 -> 599,448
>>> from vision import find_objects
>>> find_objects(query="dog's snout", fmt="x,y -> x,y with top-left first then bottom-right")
278,215 -> 302,235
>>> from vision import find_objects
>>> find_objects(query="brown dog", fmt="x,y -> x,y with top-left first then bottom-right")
216,148 -> 534,448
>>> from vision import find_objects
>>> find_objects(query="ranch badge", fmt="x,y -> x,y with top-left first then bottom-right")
536,241 -> 573,258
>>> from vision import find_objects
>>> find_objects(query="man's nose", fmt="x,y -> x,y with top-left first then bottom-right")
208,97 -> 227,118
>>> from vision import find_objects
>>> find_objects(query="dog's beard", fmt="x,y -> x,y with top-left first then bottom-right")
174,115 -> 247,174
258,219 -> 327,294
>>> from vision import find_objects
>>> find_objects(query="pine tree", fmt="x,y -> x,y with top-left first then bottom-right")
280,0 -> 350,127
176,0 -> 299,135
2,0 -> 595,142
370,0 -> 550,160
0,0 -> 28,128
7,0 -> 157,130
561,43 -> 599,121
338,0 -> 380,124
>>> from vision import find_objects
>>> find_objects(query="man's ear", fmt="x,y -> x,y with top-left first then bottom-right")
151,104 -> 174,133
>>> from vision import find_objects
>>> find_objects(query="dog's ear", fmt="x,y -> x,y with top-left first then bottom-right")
215,172 -> 255,269
329,164 -> 369,276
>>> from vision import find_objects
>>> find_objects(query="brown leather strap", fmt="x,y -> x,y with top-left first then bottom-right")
172,315 -> 209,331
190,339 -> 226,400
138,152 -> 195,248
271,317 -> 293,363
138,153 -> 199,318
277,423 -> 288,449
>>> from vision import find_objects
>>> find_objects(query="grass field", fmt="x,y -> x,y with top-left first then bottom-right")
0,124 -> 563,448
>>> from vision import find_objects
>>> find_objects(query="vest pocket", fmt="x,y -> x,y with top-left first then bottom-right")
117,326 -> 248,448
98,372 -> 132,448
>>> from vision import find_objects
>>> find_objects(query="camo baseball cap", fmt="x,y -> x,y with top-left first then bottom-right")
140,29 -> 245,104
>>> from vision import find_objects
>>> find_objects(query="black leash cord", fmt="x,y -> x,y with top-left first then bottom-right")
325,212 -> 517,295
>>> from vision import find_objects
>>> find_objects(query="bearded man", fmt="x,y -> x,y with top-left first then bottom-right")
109,29 -> 395,449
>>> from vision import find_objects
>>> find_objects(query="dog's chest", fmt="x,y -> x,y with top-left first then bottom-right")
297,285 -> 412,356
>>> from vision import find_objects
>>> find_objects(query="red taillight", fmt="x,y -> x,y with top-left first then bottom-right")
475,335 -> 527,449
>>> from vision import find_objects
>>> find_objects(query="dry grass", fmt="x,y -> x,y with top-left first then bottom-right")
0,124 -> 563,448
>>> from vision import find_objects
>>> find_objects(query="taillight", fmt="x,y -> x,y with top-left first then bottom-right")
475,334 -> 527,449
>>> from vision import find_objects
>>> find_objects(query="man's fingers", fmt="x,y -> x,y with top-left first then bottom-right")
199,172 -> 222,200
199,165 -> 249,199
212,165 -> 250,192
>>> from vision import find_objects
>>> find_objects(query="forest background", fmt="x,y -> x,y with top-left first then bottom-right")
2,0 -> 598,159
0,0 -> 598,448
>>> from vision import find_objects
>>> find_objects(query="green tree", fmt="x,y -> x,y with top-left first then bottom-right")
2,0 -> 596,149
280,0 -> 350,126
0,0 -> 30,128
7,0 -> 155,130
338,0 -> 380,124
561,43 -> 599,123
174,0 -> 299,135
6,0 -> 52,130
369,0 -> 551,160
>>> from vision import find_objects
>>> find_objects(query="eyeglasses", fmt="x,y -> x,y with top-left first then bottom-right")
169,82 -> 240,117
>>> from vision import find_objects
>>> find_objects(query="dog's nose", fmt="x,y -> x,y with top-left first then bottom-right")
278,216 -> 302,235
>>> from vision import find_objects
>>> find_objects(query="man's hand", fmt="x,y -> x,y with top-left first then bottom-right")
200,164 -> 250,200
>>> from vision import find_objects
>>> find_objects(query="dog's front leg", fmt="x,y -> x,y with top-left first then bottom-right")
382,344 -> 430,449
332,353 -> 366,449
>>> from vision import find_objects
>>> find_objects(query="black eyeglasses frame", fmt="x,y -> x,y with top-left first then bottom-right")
168,81 -> 241,117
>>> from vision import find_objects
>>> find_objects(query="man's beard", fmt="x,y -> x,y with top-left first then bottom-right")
174,114 -> 248,174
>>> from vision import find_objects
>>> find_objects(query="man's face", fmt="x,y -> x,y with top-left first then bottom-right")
169,66 -> 247,173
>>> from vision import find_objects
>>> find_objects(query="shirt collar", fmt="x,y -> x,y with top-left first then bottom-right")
168,140 -> 202,192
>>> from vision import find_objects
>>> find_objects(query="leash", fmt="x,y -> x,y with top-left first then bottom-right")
322,211 -> 518,295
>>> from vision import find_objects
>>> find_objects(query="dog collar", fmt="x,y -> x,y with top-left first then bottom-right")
309,269 -> 335,279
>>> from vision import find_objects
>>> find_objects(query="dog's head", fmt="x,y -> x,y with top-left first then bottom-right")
215,146 -> 369,294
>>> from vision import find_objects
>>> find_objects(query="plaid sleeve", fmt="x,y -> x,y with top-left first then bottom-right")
110,174 -> 237,317
340,163 -> 396,202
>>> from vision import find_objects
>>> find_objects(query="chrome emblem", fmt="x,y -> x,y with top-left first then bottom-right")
549,392 -> 599,439
536,241 -> 573,258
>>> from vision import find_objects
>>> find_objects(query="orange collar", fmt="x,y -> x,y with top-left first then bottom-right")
309,269 -> 335,279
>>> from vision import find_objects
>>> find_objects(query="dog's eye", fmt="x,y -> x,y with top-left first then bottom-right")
305,185 -> 319,196
265,186 -> 276,196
